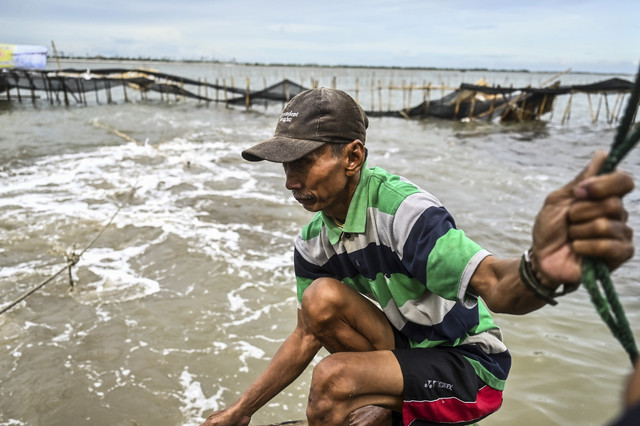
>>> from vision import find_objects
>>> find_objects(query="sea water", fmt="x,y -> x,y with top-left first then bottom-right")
0,60 -> 639,425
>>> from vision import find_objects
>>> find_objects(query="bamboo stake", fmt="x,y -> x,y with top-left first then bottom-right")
424,82 -> 431,117
536,94 -> 549,120
44,73 -> 52,104
204,77 -> 209,107
245,77 -> 250,111
487,96 -> 496,121
595,93 -> 603,123
370,79 -> 374,111
223,78 -> 228,107
15,77 -> 22,103
612,93 -> 624,123
79,79 -> 87,106
469,94 -> 477,120
25,71 -> 37,103
105,79 -> 112,104
50,40 -> 62,71
263,78 -> 267,109
62,78 -> 69,106
561,93 -> 573,125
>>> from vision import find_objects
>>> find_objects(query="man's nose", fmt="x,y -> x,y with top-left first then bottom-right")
283,165 -> 302,190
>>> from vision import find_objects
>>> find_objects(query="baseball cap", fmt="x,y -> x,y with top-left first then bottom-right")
241,87 -> 368,162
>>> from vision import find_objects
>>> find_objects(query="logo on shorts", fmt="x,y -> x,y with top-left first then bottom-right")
424,380 -> 453,391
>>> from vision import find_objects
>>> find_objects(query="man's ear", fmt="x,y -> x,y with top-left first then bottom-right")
345,140 -> 365,176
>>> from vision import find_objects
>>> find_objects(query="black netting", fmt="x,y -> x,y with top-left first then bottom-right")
0,68 -> 634,122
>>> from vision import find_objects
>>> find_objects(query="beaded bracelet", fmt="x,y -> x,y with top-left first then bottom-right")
518,248 -> 580,306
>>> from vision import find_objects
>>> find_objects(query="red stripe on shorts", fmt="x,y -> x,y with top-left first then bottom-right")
403,385 -> 503,425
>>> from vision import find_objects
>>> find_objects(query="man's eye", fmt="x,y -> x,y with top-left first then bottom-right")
290,159 -> 306,168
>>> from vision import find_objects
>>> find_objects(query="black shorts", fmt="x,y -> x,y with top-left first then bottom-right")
391,329 -> 503,425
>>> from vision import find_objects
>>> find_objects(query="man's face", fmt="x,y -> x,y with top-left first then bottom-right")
282,144 -> 351,219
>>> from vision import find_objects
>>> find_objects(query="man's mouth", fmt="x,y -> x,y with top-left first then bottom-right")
292,191 -> 313,203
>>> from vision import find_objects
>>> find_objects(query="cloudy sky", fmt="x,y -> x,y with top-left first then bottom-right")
3,0 -> 638,73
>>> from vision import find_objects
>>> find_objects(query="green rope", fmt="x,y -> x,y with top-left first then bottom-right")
581,63 -> 640,364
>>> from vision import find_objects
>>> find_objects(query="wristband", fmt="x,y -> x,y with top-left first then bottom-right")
518,248 -> 580,305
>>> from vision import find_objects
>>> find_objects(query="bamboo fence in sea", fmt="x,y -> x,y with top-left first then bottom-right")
0,67 -> 636,124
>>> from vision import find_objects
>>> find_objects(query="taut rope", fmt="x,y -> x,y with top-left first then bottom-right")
581,63 -> 640,364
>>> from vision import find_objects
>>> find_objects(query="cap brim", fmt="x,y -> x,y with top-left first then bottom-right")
241,136 -> 326,163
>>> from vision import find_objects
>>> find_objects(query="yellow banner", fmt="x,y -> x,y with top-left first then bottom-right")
0,44 -> 15,68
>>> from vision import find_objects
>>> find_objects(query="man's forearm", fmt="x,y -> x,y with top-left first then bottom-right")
473,256 -> 550,315
234,326 -> 322,417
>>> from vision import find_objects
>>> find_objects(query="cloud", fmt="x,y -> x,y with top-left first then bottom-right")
2,0 -> 639,73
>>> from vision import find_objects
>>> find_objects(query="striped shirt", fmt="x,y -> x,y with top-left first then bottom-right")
293,165 -> 510,390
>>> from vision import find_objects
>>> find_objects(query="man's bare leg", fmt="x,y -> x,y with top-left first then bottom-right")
300,278 -> 404,425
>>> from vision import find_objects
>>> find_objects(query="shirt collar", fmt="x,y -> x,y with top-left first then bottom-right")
321,164 -> 371,244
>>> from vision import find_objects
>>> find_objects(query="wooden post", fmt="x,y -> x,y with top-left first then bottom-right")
105,79 -> 112,104
15,75 -> 22,103
595,93 -> 603,123
519,97 -> 527,121
78,79 -> 87,106
424,82 -> 431,117
611,93 -> 624,123
587,93 -> 595,123
62,78 -> 70,106
25,71 -> 36,103
487,96 -> 496,121
44,73 -> 52,104
401,80 -> 406,112
370,79 -> 374,111
603,93 -> 611,124
204,77 -> 209,107
469,93 -> 477,120
223,78 -> 228,107
245,77 -> 250,111
94,79 -> 100,104
122,81 -> 129,103
561,93 -> 573,125
263,77 -> 267,109
378,80 -> 382,113
535,94 -> 548,120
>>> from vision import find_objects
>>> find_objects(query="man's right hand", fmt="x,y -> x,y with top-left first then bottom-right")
200,404 -> 251,426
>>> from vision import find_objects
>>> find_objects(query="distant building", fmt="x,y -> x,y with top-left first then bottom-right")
0,44 -> 47,69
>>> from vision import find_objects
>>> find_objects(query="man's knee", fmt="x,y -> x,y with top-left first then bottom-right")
300,277 -> 345,329
307,355 -> 352,423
